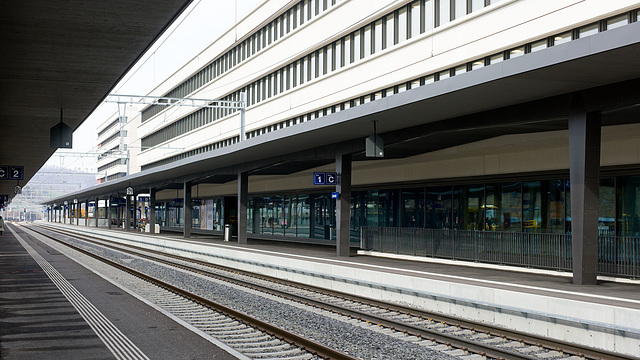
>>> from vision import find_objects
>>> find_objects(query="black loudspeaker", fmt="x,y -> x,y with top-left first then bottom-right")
50,122 -> 73,149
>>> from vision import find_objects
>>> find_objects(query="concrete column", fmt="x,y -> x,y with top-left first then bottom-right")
184,182 -> 192,238
107,197 -> 112,229
134,193 -> 138,231
125,195 -> 131,231
85,200 -> 89,226
237,171 -> 249,244
149,188 -> 156,234
336,153 -> 352,257
569,94 -> 601,285
95,197 -> 99,227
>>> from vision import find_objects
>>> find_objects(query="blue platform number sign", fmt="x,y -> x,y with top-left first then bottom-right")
313,172 -> 338,185
331,192 -> 340,199
0,166 -> 7,180
325,172 -> 337,185
313,172 -> 326,185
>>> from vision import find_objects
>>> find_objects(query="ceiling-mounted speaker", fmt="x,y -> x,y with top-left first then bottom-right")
366,134 -> 384,158
50,108 -> 72,149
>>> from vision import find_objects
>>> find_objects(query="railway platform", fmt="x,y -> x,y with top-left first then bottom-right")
0,223 -> 244,360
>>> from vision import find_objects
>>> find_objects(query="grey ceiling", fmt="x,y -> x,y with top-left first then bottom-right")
0,0 -> 192,201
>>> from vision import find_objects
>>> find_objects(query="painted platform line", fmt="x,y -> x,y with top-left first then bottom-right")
9,226 -> 150,360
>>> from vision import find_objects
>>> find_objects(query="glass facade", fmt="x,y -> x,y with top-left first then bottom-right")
151,174 -> 640,241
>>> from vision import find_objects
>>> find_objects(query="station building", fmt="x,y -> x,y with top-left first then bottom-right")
47,0 -> 640,284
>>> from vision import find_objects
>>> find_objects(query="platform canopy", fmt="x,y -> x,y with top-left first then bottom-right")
0,0 -> 192,202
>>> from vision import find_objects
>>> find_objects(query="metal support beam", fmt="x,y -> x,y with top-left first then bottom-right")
125,195 -> 131,231
336,153 -> 352,257
149,188 -> 156,234
107,197 -> 112,229
95,197 -> 99,227
237,171 -> 248,244
184,182 -> 192,238
569,93 -> 601,285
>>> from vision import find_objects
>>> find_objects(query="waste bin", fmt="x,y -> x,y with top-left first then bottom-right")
224,224 -> 231,241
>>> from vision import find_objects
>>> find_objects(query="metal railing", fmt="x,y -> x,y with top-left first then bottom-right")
361,227 -> 640,279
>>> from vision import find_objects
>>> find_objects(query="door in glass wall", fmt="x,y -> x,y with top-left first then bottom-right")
364,190 -> 379,227
501,182 -> 522,232
310,194 -> 333,239
617,175 -> 640,236
167,202 -> 183,227
192,203 -> 201,229
284,195 -> 296,236
401,188 -> 424,227
297,195 -> 310,237
523,181 -> 541,233
247,198 -> 255,233
272,195 -> 285,236
350,192 -> 362,242
259,196 -> 273,234
484,184 -> 501,231
426,186 -> 452,229
378,189 -> 398,227
457,185 -> 484,231
600,177 -> 615,235
547,179 -> 566,234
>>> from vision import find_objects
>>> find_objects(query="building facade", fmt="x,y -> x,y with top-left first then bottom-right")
51,0 -> 640,283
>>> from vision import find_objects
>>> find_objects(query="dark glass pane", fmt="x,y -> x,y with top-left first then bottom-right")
523,181 -> 541,233
547,179 -> 565,234
485,184 -> 501,230
378,190 -> 399,227
401,188 -> 424,227
297,194 -> 310,238
365,190 -> 379,227
458,185 -> 484,230
272,195 -> 285,236
617,175 -> 640,236
426,186 -> 453,229
501,182 -> 521,232
600,177 -> 615,235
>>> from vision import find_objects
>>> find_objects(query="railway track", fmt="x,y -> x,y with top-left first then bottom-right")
19,224 -> 354,360
30,224 -> 639,360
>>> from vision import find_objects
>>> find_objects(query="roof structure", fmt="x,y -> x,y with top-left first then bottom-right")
0,0 -> 192,201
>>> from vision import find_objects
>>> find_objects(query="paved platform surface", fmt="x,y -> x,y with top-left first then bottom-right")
0,223 -> 240,360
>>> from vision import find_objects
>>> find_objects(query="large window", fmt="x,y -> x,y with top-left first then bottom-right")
617,175 -> 640,236
426,186 -> 453,229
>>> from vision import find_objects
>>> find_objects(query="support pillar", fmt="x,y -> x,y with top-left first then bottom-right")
95,197 -> 99,227
133,192 -> 138,231
184,182 -> 192,238
149,188 -> 156,234
107,197 -> 112,229
569,94 -> 601,285
85,200 -> 89,226
237,171 -> 248,244
336,153 -> 352,257
125,195 -> 131,231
